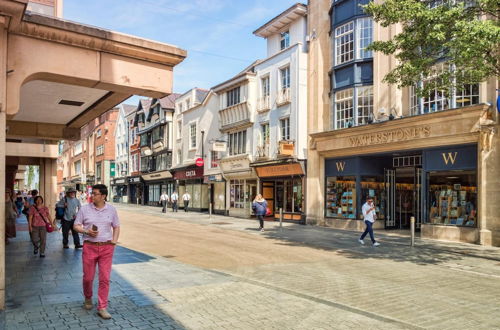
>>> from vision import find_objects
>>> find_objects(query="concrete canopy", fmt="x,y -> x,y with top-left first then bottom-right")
1,0 -> 186,140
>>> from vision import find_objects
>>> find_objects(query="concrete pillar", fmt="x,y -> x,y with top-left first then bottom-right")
39,158 -> 58,218
0,17 -> 8,311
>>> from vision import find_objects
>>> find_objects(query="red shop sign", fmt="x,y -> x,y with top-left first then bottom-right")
173,167 -> 204,180
195,158 -> 204,167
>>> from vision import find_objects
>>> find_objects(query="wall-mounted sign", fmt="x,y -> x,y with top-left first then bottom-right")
279,142 -> 295,156
212,141 -> 227,152
142,171 -> 173,181
348,126 -> 431,147
255,163 -> 304,178
195,158 -> 204,167
173,167 -> 204,180
128,177 -> 141,183
220,157 -> 250,173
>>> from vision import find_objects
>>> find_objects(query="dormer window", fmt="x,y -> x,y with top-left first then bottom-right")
280,31 -> 290,50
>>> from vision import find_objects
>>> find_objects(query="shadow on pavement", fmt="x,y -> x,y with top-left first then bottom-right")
3,215 -> 185,329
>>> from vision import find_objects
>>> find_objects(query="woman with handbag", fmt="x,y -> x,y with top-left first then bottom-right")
252,194 -> 268,232
28,196 -> 55,258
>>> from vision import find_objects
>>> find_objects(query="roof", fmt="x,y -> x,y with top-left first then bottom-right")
195,89 -> 209,104
212,61 -> 260,91
159,93 -> 181,109
138,99 -> 151,112
253,3 -> 307,38
121,104 -> 136,116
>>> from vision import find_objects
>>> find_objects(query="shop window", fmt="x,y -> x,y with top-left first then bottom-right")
335,21 -> 354,65
326,176 -> 356,218
230,179 -> 245,209
228,130 -> 247,156
360,176 -> 385,220
357,17 -> 373,59
280,30 -> 290,50
427,170 -> 477,227
226,87 -> 241,107
280,118 -> 290,141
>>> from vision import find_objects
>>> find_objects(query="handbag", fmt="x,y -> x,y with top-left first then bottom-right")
34,206 -> 54,233
265,207 -> 272,216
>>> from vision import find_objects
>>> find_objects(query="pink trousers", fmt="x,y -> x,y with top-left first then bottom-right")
82,244 -> 115,310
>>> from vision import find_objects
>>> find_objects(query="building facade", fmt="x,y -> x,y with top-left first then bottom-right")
251,3 -> 308,222
306,0 -> 500,246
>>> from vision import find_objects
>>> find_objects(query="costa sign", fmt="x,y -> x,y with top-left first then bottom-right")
173,167 -> 204,180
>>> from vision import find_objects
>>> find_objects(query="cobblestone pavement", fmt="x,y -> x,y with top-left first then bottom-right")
2,206 -> 500,329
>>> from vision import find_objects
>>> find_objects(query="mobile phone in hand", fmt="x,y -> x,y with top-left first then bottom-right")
92,224 -> 98,231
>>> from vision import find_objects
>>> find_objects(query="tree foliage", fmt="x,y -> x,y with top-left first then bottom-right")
363,0 -> 500,95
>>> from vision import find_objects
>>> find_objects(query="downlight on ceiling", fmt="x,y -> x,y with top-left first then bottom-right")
59,99 -> 85,106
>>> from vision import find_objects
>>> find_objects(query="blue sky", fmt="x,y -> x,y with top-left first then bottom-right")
63,0 -> 301,104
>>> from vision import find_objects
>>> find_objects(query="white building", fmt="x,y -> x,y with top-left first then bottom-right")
112,104 -> 135,202
250,3 -> 308,222
172,88 -> 211,211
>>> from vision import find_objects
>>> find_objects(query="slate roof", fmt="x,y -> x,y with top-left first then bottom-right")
159,93 -> 181,109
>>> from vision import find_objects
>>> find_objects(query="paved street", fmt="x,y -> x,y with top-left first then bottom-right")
2,204 -> 500,329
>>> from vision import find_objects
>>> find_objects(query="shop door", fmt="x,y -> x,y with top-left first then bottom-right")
262,182 -> 274,215
415,168 -> 425,229
384,169 -> 396,228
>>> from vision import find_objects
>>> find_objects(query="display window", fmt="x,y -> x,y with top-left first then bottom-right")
325,176 -> 356,219
230,179 -> 256,210
427,170 -> 477,227
148,184 -> 161,205
360,176 -> 385,220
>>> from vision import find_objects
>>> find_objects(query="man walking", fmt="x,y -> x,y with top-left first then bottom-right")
182,191 -> 191,212
73,184 -> 120,320
62,188 -> 83,249
171,191 -> 179,212
160,191 -> 169,213
358,196 -> 380,246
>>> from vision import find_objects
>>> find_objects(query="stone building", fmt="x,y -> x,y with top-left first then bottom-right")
306,0 -> 499,246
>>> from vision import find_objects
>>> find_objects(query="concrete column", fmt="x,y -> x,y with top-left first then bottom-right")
39,158 -> 58,218
0,19 -> 8,311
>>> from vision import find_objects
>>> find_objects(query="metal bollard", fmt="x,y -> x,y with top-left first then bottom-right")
410,216 -> 415,247
279,208 -> 283,232
209,203 -> 212,220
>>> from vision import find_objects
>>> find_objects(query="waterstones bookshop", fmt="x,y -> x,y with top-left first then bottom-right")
310,105 -> 499,245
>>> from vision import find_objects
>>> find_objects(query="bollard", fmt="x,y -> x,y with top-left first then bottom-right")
209,203 -> 212,220
279,208 -> 283,232
410,216 -> 415,247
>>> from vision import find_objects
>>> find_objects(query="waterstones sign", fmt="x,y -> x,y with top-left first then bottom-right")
349,126 -> 431,147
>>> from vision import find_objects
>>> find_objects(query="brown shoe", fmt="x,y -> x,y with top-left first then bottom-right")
97,309 -> 112,319
83,298 -> 93,310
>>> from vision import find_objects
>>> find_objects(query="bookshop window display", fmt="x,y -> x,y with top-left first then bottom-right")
360,176 -> 385,220
427,170 -> 477,227
325,176 -> 356,218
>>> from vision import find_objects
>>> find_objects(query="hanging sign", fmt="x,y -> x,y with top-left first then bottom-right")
195,158 -> 204,167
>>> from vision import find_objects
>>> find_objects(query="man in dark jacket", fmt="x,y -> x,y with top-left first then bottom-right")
252,194 -> 268,232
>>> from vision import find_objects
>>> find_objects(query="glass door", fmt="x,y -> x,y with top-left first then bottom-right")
384,169 -> 396,228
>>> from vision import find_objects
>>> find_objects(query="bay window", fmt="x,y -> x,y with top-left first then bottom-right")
334,86 -> 373,129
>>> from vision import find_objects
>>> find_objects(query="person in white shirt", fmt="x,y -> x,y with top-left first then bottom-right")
160,192 -> 169,213
358,196 -> 380,246
170,191 -> 179,212
182,192 -> 191,212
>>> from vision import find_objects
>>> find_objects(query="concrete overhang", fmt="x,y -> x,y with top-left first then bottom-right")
253,3 -> 307,38
6,141 -> 59,159
2,0 -> 186,140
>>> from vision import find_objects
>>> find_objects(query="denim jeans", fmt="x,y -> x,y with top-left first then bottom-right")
360,220 -> 376,243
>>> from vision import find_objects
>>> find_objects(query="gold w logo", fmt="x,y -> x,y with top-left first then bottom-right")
442,152 -> 458,165
336,161 -> 346,171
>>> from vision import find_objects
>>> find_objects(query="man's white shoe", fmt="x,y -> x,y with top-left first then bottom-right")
373,242 -> 380,247
358,239 -> 365,245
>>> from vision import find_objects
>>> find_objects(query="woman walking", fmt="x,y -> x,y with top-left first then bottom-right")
5,189 -> 18,244
28,196 -> 55,257
252,194 -> 268,232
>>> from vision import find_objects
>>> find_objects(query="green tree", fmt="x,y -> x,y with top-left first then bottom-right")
364,0 -> 500,95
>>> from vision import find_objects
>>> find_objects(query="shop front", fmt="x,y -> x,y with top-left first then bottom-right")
127,176 -> 143,205
204,174 -> 226,215
142,171 -> 174,207
111,178 -> 128,203
220,155 -> 258,218
253,162 -> 305,222
309,105 -> 494,244
173,166 -> 208,211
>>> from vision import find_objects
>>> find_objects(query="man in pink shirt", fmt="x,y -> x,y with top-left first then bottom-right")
74,184 -> 120,320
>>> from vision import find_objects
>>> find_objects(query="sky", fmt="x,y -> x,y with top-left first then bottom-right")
63,0 -> 301,105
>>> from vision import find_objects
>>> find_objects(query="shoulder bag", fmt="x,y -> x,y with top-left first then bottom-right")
34,206 -> 54,233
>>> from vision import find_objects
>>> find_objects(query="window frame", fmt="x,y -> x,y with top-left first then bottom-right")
280,30 -> 290,50
335,21 -> 354,66
280,66 -> 291,90
228,130 -> 247,156
189,122 -> 197,149
280,118 -> 291,141
226,86 -> 241,107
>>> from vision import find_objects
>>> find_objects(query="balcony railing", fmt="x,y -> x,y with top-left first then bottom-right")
257,96 -> 270,112
256,143 -> 270,159
277,88 -> 291,106
219,101 -> 252,130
